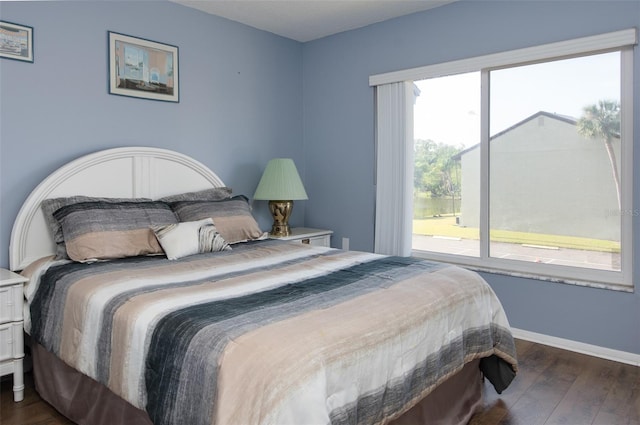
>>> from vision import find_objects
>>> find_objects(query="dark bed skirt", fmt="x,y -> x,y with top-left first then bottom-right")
32,341 -> 483,425
32,342 -> 152,425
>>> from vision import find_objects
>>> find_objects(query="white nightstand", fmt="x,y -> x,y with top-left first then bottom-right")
270,227 -> 333,247
0,268 -> 28,402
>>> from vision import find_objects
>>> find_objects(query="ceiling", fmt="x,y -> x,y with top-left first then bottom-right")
170,0 -> 454,42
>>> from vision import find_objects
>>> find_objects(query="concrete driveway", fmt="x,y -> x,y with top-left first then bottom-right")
412,234 -> 620,271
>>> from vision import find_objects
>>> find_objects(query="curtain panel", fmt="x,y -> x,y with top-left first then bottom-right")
374,81 -> 416,256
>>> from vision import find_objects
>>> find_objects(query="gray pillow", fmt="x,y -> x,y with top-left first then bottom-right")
169,196 -> 266,244
41,196 -> 151,259
158,187 -> 232,203
53,200 -> 178,262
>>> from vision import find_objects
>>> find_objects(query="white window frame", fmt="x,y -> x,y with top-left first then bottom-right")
370,29 -> 637,290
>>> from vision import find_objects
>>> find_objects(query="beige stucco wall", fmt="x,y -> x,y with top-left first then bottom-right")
459,113 -> 621,241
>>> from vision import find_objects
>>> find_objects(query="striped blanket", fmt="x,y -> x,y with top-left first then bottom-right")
26,241 -> 517,425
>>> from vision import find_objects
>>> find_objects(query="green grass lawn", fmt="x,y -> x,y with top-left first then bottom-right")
413,215 -> 620,253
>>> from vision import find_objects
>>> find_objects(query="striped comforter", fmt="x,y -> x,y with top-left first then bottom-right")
25,241 -> 517,425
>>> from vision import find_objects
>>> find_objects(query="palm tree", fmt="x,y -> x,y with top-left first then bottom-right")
576,100 -> 621,210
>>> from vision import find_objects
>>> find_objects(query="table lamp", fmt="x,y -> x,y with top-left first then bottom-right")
253,158 -> 308,237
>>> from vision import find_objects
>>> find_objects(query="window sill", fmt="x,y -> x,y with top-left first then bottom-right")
412,249 -> 634,293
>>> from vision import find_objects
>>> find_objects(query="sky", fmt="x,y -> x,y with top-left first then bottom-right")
413,51 -> 621,148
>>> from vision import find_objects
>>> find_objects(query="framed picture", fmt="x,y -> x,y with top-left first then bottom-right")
108,31 -> 179,102
0,21 -> 33,63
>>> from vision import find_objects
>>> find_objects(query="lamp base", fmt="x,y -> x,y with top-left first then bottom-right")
268,200 -> 293,237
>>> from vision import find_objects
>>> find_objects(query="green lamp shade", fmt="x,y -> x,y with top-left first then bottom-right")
253,158 -> 308,201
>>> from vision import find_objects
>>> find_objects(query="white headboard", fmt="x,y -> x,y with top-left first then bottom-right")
10,147 -> 226,271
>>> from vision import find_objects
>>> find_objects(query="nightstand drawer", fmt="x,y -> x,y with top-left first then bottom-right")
271,228 -> 333,248
0,284 -> 22,323
0,322 -> 23,362
298,235 -> 331,247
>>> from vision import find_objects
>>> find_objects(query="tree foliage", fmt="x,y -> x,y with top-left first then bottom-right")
576,100 -> 620,140
414,139 -> 463,198
576,100 -> 621,209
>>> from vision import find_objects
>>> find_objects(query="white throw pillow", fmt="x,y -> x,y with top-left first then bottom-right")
152,218 -> 231,260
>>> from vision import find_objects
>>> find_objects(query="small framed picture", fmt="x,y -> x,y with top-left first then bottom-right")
108,31 -> 179,103
0,21 -> 34,63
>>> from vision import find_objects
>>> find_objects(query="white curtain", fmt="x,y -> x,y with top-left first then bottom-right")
374,81 -> 416,256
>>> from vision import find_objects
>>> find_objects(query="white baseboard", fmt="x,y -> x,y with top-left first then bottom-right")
511,327 -> 640,367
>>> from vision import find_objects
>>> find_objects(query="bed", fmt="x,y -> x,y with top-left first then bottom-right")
9,147 -> 517,425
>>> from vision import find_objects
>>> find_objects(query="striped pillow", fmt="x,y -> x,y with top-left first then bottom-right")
53,201 -> 178,262
169,196 -> 267,244
158,187 -> 232,203
152,218 -> 231,260
41,196 -> 152,259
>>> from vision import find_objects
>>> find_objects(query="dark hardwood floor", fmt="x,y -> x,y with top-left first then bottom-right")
1,339 -> 638,425
469,339 -> 640,425
1,370 -> 73,425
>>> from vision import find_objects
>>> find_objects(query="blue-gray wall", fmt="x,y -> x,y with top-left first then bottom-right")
0,0 -> 304,256
1,0 -> 638,356
302,0 -> 640,355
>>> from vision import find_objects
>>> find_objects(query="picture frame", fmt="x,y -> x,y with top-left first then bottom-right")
0,21 -> 33,63
108,31 -> 179,103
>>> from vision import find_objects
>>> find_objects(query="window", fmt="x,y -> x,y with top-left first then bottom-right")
372,29 -> 635,289
487,53 -> 622,273
413,72 -> 480,258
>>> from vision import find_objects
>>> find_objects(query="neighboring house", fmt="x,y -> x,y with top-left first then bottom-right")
457,111 -> 621,242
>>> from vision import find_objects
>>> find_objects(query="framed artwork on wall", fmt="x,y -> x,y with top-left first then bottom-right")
0,21 -> 34,63
108,31 -> 179,103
